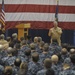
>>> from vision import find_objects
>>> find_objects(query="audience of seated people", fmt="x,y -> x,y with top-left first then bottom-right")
0,33 -> 75,75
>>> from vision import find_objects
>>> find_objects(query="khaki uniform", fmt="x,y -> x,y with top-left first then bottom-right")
0,39 -> 9,50
48,27 -> 62,46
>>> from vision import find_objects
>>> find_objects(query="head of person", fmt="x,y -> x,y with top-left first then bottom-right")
7,47 -> 13,56
27,35 -> 32,40
18,62 -> 28,75
61,48 -> 68,55
63,58 -> 71,70
44,58 -> 52,69
53,21 -> 58,28
6,37 -> 11,42
25,49 -> 31,56
70,48 -> 75,56
32,52 -> 39,63
38,37 -> 42,43
20,37 -> 25,41
34,37 -> 38,43
4,66 -> 12,75
30,43 -> 36,50
12,33 -> 17,39
39,41 -> 45,49
0,34 -> 5,40
43,43 -> 49,52
14,58 -> 22,67
21,40 -> 26,46
9,42 -> 14,48
20,62 -> 28,70
51,55 -> 59,64
44,58 -> 55,75
12,48 -> 18,56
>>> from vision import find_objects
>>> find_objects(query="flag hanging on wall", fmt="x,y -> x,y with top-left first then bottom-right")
0,0 -> 5,30
0,0 -> 75,30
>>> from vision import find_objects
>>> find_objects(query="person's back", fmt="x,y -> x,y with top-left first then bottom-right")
18,62 -> 28,75
70,54 -> 75,70
28,52 -> 43,75
4,66 -> 13,75
2,47 -> 16,66
39,43 -> 50,63
59,69 -> 75,75
37,58 -> 52,75
59,58 -> 75,75
51,55 -> 61,75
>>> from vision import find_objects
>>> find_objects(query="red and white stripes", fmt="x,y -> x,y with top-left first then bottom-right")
0,0 -> 75,29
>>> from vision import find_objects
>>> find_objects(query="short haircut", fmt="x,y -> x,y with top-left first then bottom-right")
12,33 -> 17,39
12,48 -> 18,56
61,48 -> 68,55
4,66 -> 12,75
38,37 -> 42,42
51,55 -> 58,63
30,43 -> 36,50
32,52 -> 39,62
43,43 -> 49,52
7,47 -> 13,54
25,49 -> 31,56
6,37 -> 11,42
39,41 -> 45,47
34,37 -> 38,43
44,58 -> 52,69
21,40 -> 26,45
20,62 -> 28,70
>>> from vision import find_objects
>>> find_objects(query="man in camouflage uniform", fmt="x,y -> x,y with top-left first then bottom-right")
2,47 -> 16,66
59,58 -> 75,75
37,58 -> 52,75
28,52 -> 43,75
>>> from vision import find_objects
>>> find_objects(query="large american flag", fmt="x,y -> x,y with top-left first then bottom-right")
0,0 -> 75,29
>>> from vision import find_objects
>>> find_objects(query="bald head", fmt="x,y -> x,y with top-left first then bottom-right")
7,47 -> 13,54
51,55 -> 58,63
70,48 -> 75,55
